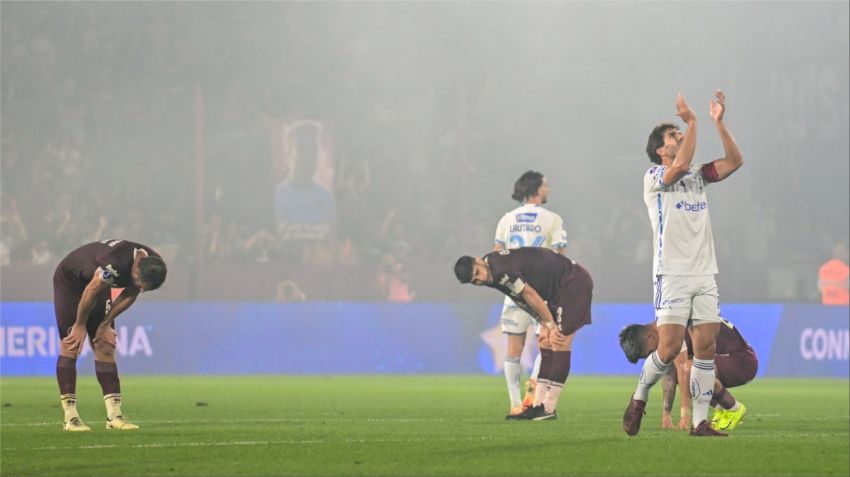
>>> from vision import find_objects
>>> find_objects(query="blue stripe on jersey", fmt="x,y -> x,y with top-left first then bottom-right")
654,275 -> 662,310
656,192 -> 664,267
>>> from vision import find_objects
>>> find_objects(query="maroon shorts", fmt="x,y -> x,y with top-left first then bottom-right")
550,263 -> 594,336
716,347 -> 759,388
53,272 -> 112,339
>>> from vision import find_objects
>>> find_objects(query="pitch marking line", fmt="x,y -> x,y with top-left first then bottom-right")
2,435 -> 510,452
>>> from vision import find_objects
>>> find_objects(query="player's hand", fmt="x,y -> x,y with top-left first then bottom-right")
550,328 -> 568,347
661,412 -> 674,429
709,89 -> 726,122
92,322 -> 117,349
676,416 -> 690,430
676,93 -> 696,124
62,324 -> 88,355
537,328 -> 552,349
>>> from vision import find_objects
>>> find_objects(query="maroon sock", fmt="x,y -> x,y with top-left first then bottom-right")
713,386 -> 736,409
537,348 -> 554,381
56,356 -> 77,395
95,361 -> 121,395
549,351 -> 571,384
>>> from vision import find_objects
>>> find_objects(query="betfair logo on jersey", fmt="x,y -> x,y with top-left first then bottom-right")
675,200 -> 707,212
105,264 -> 120,278
515,213 -> 538,223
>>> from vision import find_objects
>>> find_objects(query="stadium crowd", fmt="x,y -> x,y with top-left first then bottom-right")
2,3 -> 844,302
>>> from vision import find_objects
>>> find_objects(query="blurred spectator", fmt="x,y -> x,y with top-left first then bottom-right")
375,253 -> 415,302
30,240 -> 54,265
818,240 -> 849,305
275,280 -> 307,302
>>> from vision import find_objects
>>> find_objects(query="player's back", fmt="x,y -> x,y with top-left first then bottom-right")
55,241 -> 118,288
55,239 -> 155,290
495,204 -> 567,251
484,247 -> 577,301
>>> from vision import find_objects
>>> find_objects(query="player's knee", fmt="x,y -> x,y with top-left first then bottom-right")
93,342 -> 116,360
656,343 -> 680,363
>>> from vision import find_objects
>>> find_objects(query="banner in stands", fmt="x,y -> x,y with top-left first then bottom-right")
1,302 -> 846,377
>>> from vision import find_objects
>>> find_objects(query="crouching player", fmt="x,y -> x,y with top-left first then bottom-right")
619,317 -> 757,431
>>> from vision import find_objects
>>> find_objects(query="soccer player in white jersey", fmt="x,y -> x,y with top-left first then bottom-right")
494,170 -> 568,419
623,91 -> 743,437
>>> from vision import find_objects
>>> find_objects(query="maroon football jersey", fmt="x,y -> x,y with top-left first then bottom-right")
684,318 -> 750,357
54,239 -> 160,291
482,247 -> 578,310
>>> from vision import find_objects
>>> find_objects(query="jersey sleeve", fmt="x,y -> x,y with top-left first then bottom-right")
644,166 -> 669,193
94,246 -> 126,287
93,264 -> 119,287
494,214 -> 509,247
698,161 -> 720,184
495,271 -> 526,296
549,214 -> 568,250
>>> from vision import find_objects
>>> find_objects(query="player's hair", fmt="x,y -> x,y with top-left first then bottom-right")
618,324 -> 648,364
646,122 -> 678,165
453,256 -> 475,284
138,256 -> 167,291
511,170 -> 544,202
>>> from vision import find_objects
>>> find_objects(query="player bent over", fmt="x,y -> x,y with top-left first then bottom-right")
54,239 -> 167,431
493,170 -> 569,417
455,247 -> 593,421
619,318 -> 758,431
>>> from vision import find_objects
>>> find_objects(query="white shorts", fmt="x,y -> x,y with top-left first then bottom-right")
500,305 -> 541,335
653,275 -> 722,327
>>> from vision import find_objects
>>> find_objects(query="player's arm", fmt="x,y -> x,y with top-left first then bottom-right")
93,288 -> 140,348
62,273 -> 110,352
519,284 -> 561,344
661,366 -> 677,429
662,94 -> 698,186
674,350 -> 692,430
705,90 -> 743,182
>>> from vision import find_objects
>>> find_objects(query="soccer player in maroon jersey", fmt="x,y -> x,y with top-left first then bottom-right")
619,318 -> 757,431
53,239 -> 167,431
454,247 -> 593,420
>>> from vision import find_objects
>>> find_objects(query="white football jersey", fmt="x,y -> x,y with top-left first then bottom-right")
495,203 -> 567,307
643,163 -> 718,277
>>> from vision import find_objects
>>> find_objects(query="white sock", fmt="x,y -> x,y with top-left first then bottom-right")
534,379 -> 550,406
60,393 -> 79,421
504,356 -> 522,408
728,401 -> 740,412
542,382 -> 563,414
530,353 -> 542,380
104,393 -> 123,420
690,358 -> 716,426
633,351 -> 670,402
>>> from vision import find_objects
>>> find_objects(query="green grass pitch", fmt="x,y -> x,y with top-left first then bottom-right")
1,376 -> 847,476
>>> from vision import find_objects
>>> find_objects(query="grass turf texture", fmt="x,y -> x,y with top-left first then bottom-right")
1,376 -> 847,477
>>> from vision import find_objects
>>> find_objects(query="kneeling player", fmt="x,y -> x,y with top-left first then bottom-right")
455,247 -> 593,421
619,318 -> 757,431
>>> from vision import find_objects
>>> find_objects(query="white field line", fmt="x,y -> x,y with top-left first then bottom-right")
2,435 -> 511,452
3,414 -> 848,428
0,417 -> 481,427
